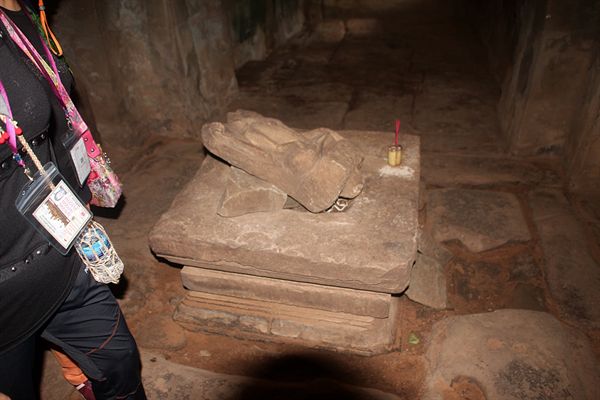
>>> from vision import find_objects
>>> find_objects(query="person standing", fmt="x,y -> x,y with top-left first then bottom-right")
0,0 -> 146,398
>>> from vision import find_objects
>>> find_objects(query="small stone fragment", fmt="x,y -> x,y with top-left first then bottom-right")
406,253 -> 447,309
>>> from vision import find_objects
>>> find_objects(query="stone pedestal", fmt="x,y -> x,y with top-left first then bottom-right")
149,131 -> 420,354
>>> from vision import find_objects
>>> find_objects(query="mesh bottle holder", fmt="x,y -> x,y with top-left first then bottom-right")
75,220 -> 124,284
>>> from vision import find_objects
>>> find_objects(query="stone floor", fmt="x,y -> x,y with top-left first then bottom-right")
41,0 -> 600,398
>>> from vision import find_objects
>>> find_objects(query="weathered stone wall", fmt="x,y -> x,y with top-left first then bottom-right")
564,53 -> 600,192
229,0 -> 306,67
469,0 -> 600,191
51,0 -> 305,144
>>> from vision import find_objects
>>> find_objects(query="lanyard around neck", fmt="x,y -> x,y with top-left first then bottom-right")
0,81 -> 20,157
0,7 -> 89,137
0,80 -> 40,178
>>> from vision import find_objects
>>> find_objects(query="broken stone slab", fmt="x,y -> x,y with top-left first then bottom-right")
149,131 -> 420,294
174,291 -> 398,355
530,189 -> 600,328
423,310 -> 600,400
418,227 -> 453,267
426,189 -> 530,252
218,166 -> 287,217
202,110 -> 364,212
181,266 -> 392,318
142,351 -> 403,400
406,253 -> 447,309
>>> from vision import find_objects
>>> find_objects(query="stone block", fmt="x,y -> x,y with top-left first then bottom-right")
530,189 -> 600,328
174,291 -> 398,355
423,310 -> 600,400
239,316 -> 269,334
218,166 -> 287,217
181,267 -> 392,318
427,189 -> 530,252
149,130 -> 421,293
406,253 -> 447,309
417,228 -> 453,267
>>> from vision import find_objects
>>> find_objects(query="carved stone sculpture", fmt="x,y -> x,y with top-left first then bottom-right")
202,110 -> 364,213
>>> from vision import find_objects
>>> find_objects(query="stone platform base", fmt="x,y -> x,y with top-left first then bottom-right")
150,130 -> 420,354
174,267 -> 399,355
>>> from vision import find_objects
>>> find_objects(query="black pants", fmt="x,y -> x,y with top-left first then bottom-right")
0,267 -> 146,399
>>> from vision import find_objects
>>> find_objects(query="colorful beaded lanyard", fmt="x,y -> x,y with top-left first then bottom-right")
0,80 -> 48,180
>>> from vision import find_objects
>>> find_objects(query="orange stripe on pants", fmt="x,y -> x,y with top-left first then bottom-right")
51,348 -> 88,386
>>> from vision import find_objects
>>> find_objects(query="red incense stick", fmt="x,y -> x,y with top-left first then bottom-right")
395,119 -> 400,146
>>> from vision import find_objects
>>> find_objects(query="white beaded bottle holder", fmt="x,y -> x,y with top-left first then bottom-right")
75,220 -> 124,284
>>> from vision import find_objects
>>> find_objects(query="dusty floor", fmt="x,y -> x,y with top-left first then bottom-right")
41,1 -> 600,398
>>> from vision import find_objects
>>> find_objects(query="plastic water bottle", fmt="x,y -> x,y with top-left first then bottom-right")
76,222 -> 124,284
80,226 -> 111,261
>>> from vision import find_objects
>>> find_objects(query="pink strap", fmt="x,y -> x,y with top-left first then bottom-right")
0,81 -> 17,153
0,8 -> 89,137
81,130 -> 100,158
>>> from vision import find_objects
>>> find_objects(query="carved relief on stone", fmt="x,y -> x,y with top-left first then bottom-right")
202,110 -> 364,215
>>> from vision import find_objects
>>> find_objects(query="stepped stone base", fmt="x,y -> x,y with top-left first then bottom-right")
150,130 -> 420,354
175,267 -> 399,354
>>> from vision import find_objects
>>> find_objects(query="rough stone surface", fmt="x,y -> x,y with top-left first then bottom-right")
312,19 -> 347,43
343,93 -> 414,132
345,18 -> 383,37
492,1 -> 597,156
418,228 -> 453,267
142,351 -> 403,399
427,189 -> 531,252
406,253 -> 447,310
424,310 -> 600,400
421,153 -> 558,186
218,166 -> 288,217
135,315 -> 187,351
181,267 -> 392,318
150,130 -> 420,293
565,52 -> 600,192
530,189 -> 600,328
202,111 -> 364,212
54,0 -> 306,142
229,94 -> 350,131
174,291 -> 398,355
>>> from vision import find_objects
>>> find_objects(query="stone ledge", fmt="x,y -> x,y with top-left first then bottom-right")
150,130 -> 420,293
181,266 -> 392,318
174,291 -> 398,355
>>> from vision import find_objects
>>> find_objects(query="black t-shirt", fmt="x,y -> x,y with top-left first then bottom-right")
0,7 -> 91,353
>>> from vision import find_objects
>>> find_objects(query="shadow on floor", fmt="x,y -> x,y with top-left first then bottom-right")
232,353 -> 376,400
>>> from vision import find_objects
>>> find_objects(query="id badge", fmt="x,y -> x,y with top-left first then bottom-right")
16,162 -> 92,254
62,131 -> 90,186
